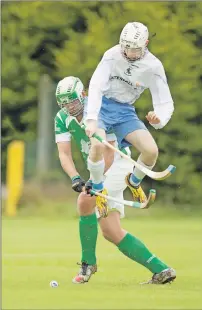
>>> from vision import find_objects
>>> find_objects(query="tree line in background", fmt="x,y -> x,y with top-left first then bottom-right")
2,1 -> 202,205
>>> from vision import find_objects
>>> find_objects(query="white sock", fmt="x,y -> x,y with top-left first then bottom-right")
87,158 -> 105,185
130,157 -> 155,186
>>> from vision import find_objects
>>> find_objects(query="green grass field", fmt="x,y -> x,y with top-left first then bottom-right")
2,214 -> 202,309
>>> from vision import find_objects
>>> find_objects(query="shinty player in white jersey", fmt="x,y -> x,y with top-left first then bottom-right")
55,76 -> 176,285
85,21 -> 174,204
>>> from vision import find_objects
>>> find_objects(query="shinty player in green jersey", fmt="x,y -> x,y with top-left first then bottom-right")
55,76 -> 176,285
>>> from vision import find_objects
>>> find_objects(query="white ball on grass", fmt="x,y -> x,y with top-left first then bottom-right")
50,280 -> 59,288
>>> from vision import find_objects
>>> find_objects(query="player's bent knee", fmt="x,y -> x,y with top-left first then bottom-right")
77,192 -> 96,215
149,144 -> 159,159
143,144 -> 159,163
90,139 -> 105,153
77,192 -> 95,207
89,140 -> 105,161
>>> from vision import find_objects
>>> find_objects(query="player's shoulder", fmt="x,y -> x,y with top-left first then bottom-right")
144,50 -> 165,71
55,109 -> 69,123
102,45 -> 122,61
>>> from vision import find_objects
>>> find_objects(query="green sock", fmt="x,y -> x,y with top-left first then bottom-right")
79,213 -> 98,265
118,233 -> 169,274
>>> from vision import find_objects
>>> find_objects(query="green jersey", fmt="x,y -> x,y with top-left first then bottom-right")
55,109 -> 94,162
55,108 -> 130,163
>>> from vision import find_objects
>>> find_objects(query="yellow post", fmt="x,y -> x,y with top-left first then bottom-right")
6,140 -> 25,216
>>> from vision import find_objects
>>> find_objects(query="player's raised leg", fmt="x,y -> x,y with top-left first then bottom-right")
87,128 -> 106,192
125,129 -> 158,203
87,127 -> 110,210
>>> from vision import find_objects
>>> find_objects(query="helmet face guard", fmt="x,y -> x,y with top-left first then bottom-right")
121,45 -> 144,62
60,99 -> 84,117
56,77 -> 85,116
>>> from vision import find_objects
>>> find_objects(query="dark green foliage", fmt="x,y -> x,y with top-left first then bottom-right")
2,2 -> 202,205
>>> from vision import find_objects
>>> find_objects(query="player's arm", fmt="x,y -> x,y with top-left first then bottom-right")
57,141 -> 79,179
147,62 -> 174,129
85,58 -> 113,137
57,142 -> 85,193
55,114 -> 85,192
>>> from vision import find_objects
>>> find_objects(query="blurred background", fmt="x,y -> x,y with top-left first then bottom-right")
2,1 -> 202,215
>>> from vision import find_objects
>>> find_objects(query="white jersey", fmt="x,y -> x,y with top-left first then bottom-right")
86,45 -> 174,129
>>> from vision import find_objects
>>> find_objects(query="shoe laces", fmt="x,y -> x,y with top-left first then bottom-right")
152,272 -> 170,284
77,262 -> 88,275
151,273 -> 161,284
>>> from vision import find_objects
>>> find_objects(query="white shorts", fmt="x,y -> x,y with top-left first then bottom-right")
96,152 -> 134,219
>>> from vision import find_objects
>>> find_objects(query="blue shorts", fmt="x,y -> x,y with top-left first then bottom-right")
98,96 -> 147,148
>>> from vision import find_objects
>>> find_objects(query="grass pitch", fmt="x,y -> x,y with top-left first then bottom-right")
2,214 -> 202,309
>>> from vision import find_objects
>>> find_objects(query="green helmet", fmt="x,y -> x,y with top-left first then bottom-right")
55,76 -> 85,116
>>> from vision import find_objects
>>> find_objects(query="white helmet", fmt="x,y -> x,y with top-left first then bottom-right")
56,76 -> 85,116
119,22 -> 149,61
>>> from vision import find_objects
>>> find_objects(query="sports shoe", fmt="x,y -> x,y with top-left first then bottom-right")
125,173 -> 147,203
95,188 -> 109,218
72,262 -> 97,284
140,268 -> 176,285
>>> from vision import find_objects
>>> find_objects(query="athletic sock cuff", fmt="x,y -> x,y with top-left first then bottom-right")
137,158 -> 155,170
117,232 -> 131,249
80,213 -> 97,224
87,158 -> 105,167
